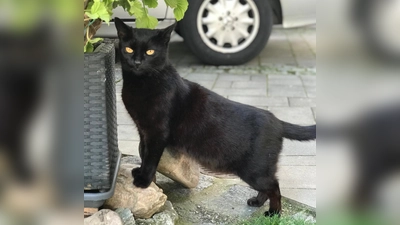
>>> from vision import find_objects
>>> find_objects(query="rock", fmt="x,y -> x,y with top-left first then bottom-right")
104,164 -> 167,219
293,212 -> 316,224
115,208 -> 136,225
135,201 -> 178,225
157,148 -> 200,188
120,155 -> 141,165
84,209 -> 123,225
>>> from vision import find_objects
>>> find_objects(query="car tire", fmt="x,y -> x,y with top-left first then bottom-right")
179,0 -> 273,65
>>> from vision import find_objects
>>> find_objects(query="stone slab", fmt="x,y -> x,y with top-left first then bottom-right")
213,88 -> 266,96
277,166 -> 316,189
118,125 -> 140,141
281,139 -> 316,156
268,85 -> 306,97
279,156 -> 316,166
281,188 -> 316,209
289,97 -> 316,107
217,74 -> 251,81
228,96 -> 288,107
269,107 -> 315,124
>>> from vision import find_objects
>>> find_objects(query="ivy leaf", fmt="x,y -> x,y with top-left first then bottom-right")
136,14 -> 158,29
164,0 -> 177,8
143,0 -> 158,8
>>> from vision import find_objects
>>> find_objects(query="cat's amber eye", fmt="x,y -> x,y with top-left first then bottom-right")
146,50 -> 155,55
125,47 -> 134,53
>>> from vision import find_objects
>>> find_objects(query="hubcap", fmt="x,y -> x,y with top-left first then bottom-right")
197,0 -> 260,54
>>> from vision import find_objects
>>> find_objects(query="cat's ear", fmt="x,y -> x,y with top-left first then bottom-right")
114,17 -> 131,39
159,23 -> 176,43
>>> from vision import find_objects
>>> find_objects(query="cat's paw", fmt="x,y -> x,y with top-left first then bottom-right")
131,167 -> 152,188
247,197 -> 264,207
131,167 -> 142,177
264,209 -> 281,217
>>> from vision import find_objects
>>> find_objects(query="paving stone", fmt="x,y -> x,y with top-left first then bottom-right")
291,43 -> 311,51
185,73 -> 218,81
260,51 -> 293,58
268,75 -> 303,86
228,96 -> 288,107
269,107 -> 315,124
194,80 -> 214,89
118,125 -> 140,141
312,107 -> 317,119
261,57 -> 298,66
213,80 -> 232,88
301,75 -> 317,87
281,188 -> 316,208
305,86 -> 316,97
279,156 -> 316,166
297,60 -> 316,68
217,74 -> 250,81
231,81 -> 266,88
268,85 -> 306,97
250,75 -> 267,82
118,140 -> 140,156
116,84 -> 122,93
277,166 -> 316,189
281,139 -> 316,156
213,88 -> 266,96
289,97 -> 316,107
244,57 -> 260,66
117,102 -> 128,113
116,94 -> 123,103
117,112 -> 134,125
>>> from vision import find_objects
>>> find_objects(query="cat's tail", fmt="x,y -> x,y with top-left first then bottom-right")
281,121 -> 316,141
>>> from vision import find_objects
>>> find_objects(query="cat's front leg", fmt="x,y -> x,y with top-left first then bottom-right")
138,133 -> 145,159
131,137 -> 166,188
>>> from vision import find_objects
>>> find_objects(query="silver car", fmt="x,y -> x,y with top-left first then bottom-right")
97,0 -> 316,65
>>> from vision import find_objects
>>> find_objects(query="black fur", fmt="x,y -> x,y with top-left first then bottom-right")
115,17 -> 316,216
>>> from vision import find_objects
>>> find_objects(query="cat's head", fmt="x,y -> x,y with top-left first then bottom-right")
114,17 -> 175,74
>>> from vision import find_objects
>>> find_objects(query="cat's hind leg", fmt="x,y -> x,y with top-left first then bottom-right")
242,175 -> 282,216
263,178 -> 282,217
247,191 -> 269,207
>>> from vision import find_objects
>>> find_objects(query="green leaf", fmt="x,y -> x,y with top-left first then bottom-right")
88,37 -> 103,44
85,12 -> 98,19
104,0 -> 116,8
85,42 -> 94,53
164,0 -> 177,8
120,0 -> 131,10
90,0 -> 102,15
128,0 -> 145,18
136,14 -> 158,29
98,8 -> 112,23
143,0 -> 158,8
92,1 -> 112,23
173,0 -> 188,21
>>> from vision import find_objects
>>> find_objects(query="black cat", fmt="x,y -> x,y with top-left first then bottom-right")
115,17 -> 316,216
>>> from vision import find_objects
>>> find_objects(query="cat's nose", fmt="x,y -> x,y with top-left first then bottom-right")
134,60 -> 141,66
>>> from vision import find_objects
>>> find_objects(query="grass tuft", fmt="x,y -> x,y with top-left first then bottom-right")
238,214 -> 316,225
